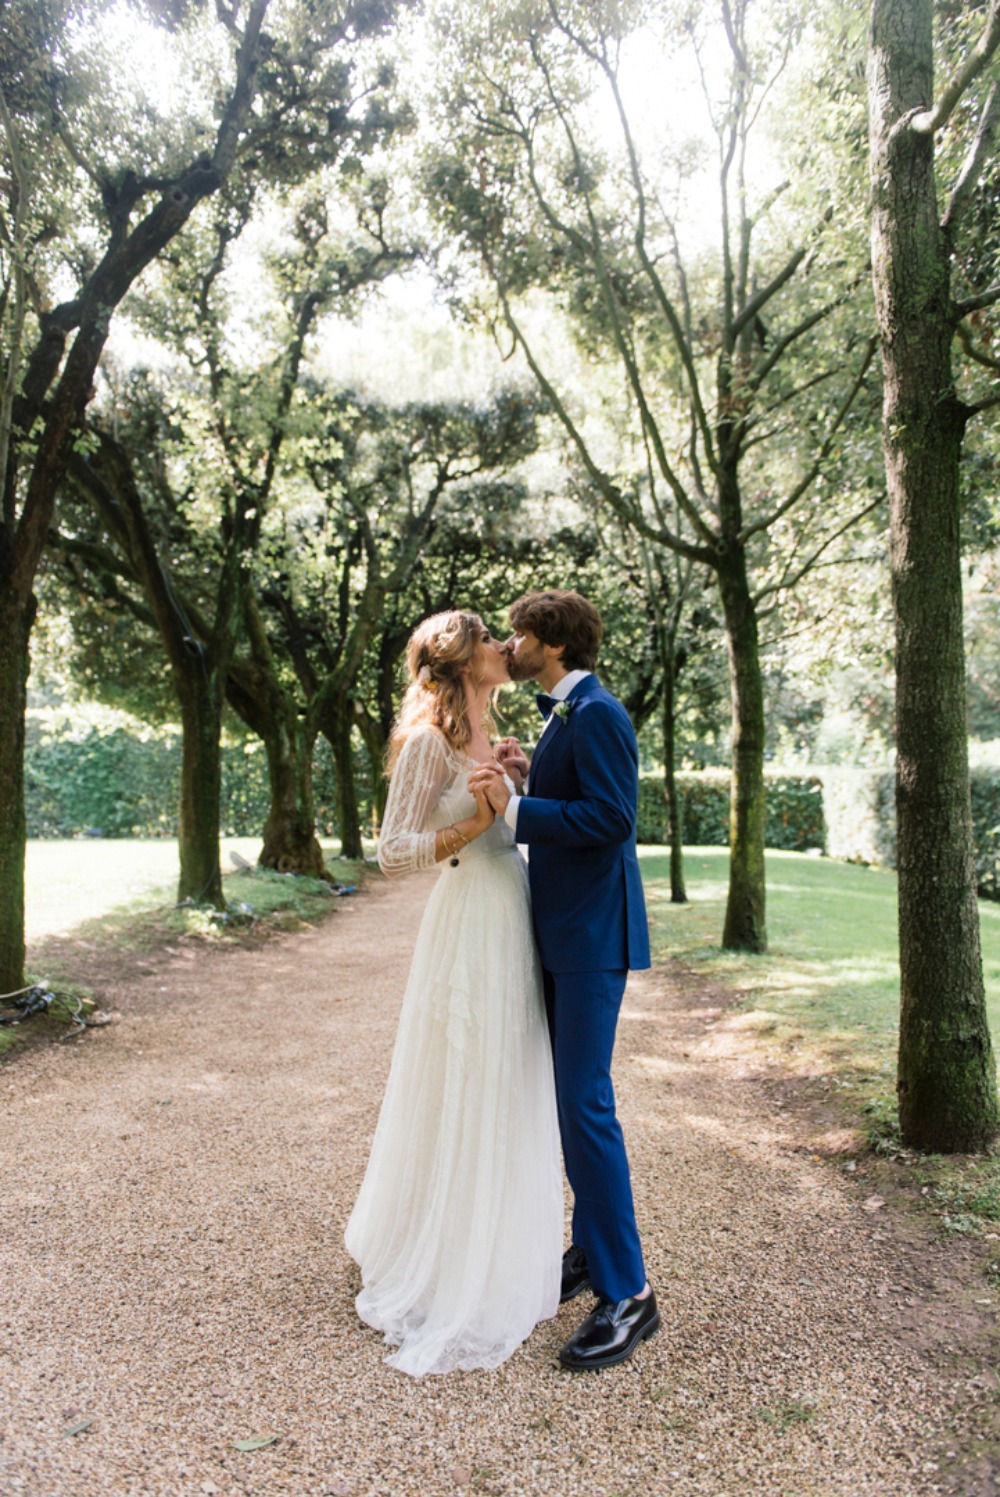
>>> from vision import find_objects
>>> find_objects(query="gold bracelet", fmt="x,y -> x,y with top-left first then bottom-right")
449,824 -> 471,847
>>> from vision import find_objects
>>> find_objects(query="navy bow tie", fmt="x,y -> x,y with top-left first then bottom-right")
536,693 -> 558,720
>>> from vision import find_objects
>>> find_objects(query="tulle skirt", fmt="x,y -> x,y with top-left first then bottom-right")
345,846 -> 563,1376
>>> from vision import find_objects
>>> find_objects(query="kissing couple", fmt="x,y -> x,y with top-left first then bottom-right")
345,589 -> 658,1376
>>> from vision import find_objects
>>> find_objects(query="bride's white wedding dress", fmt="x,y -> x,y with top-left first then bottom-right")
344,726 -> 562,1376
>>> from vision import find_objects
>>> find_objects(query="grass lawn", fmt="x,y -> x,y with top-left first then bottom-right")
641,846 -> 1000,1102
4,837 -> 368,1058
643,847 -> 1000,1229
24,837 -> 369,942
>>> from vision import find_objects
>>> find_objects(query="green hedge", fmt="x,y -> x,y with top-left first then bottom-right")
971,769 -> 1000,900
637,770 -> 825,852
24,712 -> 347,839
640,765 -> 1000,900
26,709 -> 1000,901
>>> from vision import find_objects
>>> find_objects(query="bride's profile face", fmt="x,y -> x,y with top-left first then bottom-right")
472,626 -> 510,688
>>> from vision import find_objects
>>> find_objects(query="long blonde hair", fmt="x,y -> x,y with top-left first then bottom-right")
386,610 -> 497,774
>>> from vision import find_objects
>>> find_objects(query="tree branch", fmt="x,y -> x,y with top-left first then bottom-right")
498,292 -> 714,566
738,336 -> 877,542
47,527 -> 141,588
753,495 -> 884,605
730,245 -> 808,340
942,82 -> 1000,236
954,282 -> 1000,319
0,83 -> 29,540
909,0 -> 1000,136
523,38 -> 715,547
559,11 -> 720,483
966,391 -> 1000,416
956,320 -> 1000,372
8,0 -> 272,602
744,273 -> 868,395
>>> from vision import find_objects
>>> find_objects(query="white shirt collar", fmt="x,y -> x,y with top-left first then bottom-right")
549,669 -> 591,701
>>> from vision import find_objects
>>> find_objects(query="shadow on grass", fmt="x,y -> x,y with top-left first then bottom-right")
641,845 -> 1000,1232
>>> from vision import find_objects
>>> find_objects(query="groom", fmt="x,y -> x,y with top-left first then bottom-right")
471,589 -> 658,1371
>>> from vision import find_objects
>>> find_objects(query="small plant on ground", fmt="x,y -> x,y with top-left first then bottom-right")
863,1094 -> 902,1155
920,1155 -> 1000,1235
755,1398 -> 817,1432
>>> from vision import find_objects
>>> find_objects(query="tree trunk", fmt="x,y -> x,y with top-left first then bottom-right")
717,548 -> 767,953
0,593 -> 35,992
357,708 -> 388,835
321,701 -> 363,860
869,0 -> 997,1151
225,597 -> 327,881
661,644 -> 687,904
176,665 -> 226,909
258,713 -> 326,877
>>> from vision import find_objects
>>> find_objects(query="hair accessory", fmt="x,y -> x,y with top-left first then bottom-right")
417,665 -> 438,692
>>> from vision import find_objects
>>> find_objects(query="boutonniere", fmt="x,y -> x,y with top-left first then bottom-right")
551,698 -> 577,725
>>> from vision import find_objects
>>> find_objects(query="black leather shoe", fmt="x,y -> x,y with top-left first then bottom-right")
560,1245 -> 591,1304
558,1289 -> 660,1371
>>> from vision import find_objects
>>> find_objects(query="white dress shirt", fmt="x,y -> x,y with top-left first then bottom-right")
504,670 -> 592,834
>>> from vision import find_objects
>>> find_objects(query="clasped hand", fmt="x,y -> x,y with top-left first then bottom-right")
468,761 -> 511,815
493,737 -> 528,790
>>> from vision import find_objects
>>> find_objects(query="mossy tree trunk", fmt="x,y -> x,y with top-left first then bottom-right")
226,594 -> 326,878
176,664 -> 227,908
356,704 -> 388,836
257,713 -> 324,876
320,700 -> 364,861
869,0 -> 999,1150
0,596 -> 35,992
717,544 -> 767,953
661,646 -> 687,906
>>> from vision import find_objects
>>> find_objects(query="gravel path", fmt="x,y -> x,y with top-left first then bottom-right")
1,872 -> 996,1496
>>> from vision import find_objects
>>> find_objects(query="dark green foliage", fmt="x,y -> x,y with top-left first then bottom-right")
23,715 -> 352,840
971,772 -> 1000,901
637,771 -> 825,853
26,721 -> 183,839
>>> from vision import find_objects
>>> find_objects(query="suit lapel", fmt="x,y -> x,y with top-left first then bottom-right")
527,675 -> 600,792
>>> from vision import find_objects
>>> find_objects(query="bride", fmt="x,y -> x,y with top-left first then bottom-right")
344,609 -> 562,1376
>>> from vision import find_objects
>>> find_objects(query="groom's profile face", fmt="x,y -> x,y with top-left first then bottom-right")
503,628 -> 553,682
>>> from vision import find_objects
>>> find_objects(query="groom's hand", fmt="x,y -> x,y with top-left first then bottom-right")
468,763 -> 511,814
494,736 -> 529,789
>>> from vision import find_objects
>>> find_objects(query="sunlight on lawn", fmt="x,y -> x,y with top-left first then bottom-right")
640,846 -> 1000,1085
24,837 -> 364,942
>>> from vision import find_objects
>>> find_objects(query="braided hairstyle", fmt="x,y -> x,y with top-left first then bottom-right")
386,610 -> 496,774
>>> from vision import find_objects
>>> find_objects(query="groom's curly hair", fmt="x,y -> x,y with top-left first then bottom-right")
509,590 -> 603,672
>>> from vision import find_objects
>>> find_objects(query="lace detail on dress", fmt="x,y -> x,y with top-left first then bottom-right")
377,728 -> 461,877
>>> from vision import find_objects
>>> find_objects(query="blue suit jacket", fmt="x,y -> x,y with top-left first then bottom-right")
515,674 -> 651,975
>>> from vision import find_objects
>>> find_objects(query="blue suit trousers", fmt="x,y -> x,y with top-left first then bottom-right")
543,967 -> 646,1303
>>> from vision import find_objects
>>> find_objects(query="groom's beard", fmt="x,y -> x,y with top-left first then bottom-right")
504,652 -> 543,683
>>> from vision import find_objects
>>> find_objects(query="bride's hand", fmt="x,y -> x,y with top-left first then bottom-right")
471,779 -> 497,829
468,762 -> 511,816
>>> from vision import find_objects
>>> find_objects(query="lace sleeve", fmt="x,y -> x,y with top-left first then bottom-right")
377,728 -> 454,877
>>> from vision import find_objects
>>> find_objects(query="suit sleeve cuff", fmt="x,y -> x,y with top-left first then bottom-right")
504,794 -> 521,835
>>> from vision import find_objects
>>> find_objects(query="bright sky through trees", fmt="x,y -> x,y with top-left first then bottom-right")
96,1 -> 794,405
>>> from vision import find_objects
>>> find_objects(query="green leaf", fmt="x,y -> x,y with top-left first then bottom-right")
62,1419 -> 93,1437
233,1433 -> 280,1452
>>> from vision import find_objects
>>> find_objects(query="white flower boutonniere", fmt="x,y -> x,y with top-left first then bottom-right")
551,698 -> 577,725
